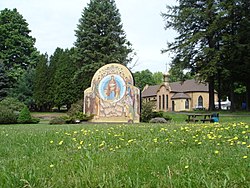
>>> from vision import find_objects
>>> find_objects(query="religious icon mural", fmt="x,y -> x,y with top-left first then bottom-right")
84,63 -> 140,123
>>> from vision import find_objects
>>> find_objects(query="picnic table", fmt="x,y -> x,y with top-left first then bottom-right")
186,113 -> 214,123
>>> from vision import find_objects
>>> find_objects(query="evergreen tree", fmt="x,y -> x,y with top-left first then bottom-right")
74,0 -> 133,92
33,54 -> 50,111
52,48 -> 78,110
47,47 -> 65,108
0,8 -> 37,88
0,60 -> 9,100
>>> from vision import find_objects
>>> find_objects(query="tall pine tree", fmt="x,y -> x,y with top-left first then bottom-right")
74,0 -> 133,91
0,60 -> 9,100
33,54 -> 50,111
51,48 -> 78,110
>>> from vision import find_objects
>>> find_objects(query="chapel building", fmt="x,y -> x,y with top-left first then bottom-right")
141,72 -> 218,112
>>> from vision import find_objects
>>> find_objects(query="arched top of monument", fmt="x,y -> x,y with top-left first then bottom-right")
91,63 -> 134,86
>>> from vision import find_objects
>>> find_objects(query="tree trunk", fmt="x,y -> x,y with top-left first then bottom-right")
230,84 -> 236,112
246,82 -> 250,111
209,77 -> 215,111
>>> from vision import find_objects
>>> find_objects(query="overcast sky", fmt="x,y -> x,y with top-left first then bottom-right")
0,0 -> 177,73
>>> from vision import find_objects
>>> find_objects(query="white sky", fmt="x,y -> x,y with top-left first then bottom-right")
0,0 -> 177,73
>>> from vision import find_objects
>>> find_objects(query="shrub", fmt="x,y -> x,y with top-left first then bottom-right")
17,106 -> 40,124
141,101 -> 155,122
0,105 -> 18,124
17,106 -> 32,123
67,100 -> 83,117
0,97 -> 26,112
49,117 -> 66,125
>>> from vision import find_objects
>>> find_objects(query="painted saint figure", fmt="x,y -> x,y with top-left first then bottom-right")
105,75 -> 120,100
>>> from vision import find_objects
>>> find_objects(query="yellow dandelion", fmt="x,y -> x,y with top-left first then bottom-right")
245,125 -> 249,129
247,145 -> 250,148
99,141 -> 105,147
242,131 -> 246,134
185,165 -> 189,169
72,138 -> 77,141
50,140 -> 54,144
77,146 -> 82,150
128,139 -> 134,143
243,156 -> 248,159
233,136 -> 238,140
242,142 -> 247,145
80,141 -> 83,145
198,142 -> 202,145
153,138 -> 158,143
49,164 -> 54,168
214,150 -> 219,154
58,141 -> 63,145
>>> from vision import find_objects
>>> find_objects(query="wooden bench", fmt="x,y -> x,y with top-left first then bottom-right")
200,118 -> 212,123
186,113 -> 215,123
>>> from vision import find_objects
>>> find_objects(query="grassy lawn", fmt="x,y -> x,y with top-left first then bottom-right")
0,113 -> 249,187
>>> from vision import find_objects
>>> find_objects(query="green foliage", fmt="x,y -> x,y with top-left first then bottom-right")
141,100 -> 172,122
141,100 -> 155,122
168,61 -> 194,83
162,0 -> 250,110
152,72 -> 163,84
0,8 -> 37,87
9,68 -> 36,107
0,97 -> 26,112
51,48 -> 78,108
0,60 -> 9,99
17,106 -> 32,123
17,106 -> 39,124
151,111 -> 172,121
67,100 -> 83,117
49,117 -> 66,125
72,112 -> 94,122
33,54 -> 50,111
67,100 -> 94,123
74,0 -> 133,91
133,69 -> 157,90
0,105 -> 18,124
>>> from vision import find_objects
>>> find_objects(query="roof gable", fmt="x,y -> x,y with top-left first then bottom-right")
170,79 -> 209,93
141,85 -> 160,97
141,79 -> 209,98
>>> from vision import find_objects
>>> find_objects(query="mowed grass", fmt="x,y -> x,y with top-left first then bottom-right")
0,119 -> 249,187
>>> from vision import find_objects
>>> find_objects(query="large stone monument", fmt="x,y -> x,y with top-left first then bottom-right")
84,63 -> 140,123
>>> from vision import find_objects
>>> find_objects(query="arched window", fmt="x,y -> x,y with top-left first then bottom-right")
162,95 -> 165,110
159,95 -> 161,110
166,95 -> 169,110
198,96 -> 203,107
185,99 -> 189,109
